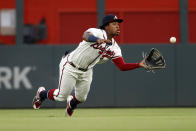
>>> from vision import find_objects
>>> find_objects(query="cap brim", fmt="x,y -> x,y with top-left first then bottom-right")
114,19 -> 123,23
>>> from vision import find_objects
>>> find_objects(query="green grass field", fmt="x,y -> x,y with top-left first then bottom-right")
0,108 -> 196,131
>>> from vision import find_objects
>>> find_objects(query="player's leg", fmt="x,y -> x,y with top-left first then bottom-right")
32,86 -> 47,109
33,68 -> 76,109
32,57 -> 64,109
33,56 -> 76,109
66,69 -> 93,116
48,71 -> 76,101
74,74 -> 93,102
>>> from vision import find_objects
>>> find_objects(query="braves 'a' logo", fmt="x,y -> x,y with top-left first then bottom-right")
90,43 -> 115,58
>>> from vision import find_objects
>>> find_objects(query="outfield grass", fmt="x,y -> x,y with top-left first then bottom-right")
0,108 -> 196,131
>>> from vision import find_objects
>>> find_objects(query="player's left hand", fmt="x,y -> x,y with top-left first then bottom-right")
142,48 -> 166,72
139,59 -> 147,68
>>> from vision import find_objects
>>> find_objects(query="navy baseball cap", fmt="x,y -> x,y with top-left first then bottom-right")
99,14 -> 123,29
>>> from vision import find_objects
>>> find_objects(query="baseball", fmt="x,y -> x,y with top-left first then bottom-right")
170,37 -> 176,44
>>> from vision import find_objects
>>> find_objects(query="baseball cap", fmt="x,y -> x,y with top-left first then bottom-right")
99,14 -> 123,29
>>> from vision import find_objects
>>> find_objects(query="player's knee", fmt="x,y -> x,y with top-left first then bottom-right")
61,97 -> 67,101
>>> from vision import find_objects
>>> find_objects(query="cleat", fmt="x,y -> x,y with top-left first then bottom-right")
66,95 -> 74,117
32,87 -> 46,109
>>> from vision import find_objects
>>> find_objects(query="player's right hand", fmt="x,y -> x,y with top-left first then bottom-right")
97,39 -> 111,44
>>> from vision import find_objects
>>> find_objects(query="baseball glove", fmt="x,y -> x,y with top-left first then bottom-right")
142,48 -> 166,72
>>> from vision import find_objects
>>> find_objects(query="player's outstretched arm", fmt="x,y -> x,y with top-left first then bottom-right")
112,57 -> 146,71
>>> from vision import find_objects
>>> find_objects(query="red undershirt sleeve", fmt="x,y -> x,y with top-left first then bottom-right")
112,57 -> 140,71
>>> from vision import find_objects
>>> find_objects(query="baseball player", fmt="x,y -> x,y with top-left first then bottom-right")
32,14 -> 147,117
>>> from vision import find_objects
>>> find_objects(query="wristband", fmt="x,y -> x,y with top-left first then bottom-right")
88,35 -> 99,42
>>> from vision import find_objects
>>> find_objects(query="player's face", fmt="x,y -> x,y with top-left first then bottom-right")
106,22 -> 120,36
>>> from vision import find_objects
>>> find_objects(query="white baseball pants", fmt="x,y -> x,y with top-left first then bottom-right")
52,56 -> 93,102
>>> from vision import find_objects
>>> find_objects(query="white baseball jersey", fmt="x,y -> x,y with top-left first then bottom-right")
68,28 -> 122,70
52,28 -> 123,102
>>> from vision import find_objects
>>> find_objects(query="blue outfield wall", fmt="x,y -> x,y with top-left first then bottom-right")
0,44 -> 196,108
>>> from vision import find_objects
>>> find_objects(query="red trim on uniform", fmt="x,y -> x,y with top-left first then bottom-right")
48,89 -> 55,100
56,62 -> 67,97
112,57 -> 140,71
56,54 -> 71,97
73,94 -> 81,104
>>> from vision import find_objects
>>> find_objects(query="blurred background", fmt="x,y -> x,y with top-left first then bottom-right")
0,0 -> 195,108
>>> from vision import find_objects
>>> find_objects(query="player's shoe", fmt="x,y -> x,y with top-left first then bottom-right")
66,95 -> 74,117
32,86 -> 46,109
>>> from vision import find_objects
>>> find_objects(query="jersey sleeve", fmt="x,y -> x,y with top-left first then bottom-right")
85,28 -> 103,38
111,42 -> 122,59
